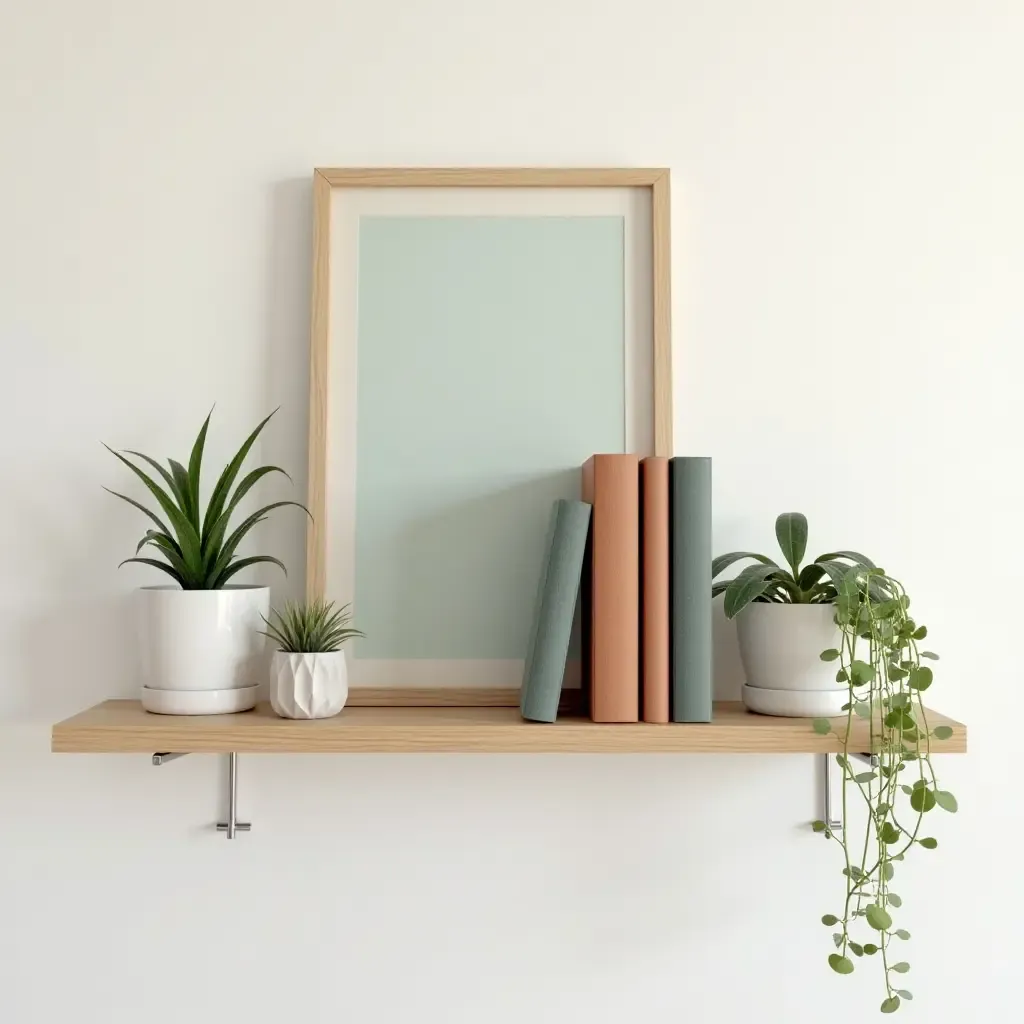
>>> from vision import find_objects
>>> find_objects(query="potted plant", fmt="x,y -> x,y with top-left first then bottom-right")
811,564 -> 956,1014
712,512 -> 876,716
261,599 -> 363,719
106,409 -> 307,715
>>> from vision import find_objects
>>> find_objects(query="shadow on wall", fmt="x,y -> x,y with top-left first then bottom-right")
253,176 -> 315,602
712,602 -> 745,702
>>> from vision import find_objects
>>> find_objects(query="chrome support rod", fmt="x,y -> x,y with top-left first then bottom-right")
216,753 -> 251,839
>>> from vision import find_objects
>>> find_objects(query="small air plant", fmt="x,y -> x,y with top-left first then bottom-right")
260,598 -> 364,653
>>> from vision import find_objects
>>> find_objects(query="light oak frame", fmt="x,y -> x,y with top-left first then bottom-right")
305,169 -> 673,708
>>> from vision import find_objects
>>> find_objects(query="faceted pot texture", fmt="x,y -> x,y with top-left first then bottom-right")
270,651 -> 349,719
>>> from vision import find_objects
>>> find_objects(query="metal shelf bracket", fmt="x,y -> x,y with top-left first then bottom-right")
152,751 -> 251,839
821,751 -> 878,833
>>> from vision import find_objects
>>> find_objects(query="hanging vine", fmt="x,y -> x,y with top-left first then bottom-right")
811,567 -> 957,1014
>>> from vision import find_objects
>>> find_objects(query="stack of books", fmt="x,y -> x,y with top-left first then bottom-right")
520,455 -> 712,724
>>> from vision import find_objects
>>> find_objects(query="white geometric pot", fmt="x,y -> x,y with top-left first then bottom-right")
737,603 -> 845,692
270,651 -> 348,719
138,585 -> 269,694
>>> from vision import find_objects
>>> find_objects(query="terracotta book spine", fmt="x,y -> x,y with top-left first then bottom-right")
641,457 -> 670,723
581,454 -> 640,723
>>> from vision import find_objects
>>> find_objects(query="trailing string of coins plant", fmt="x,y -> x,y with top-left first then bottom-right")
811,567 -> 957,1015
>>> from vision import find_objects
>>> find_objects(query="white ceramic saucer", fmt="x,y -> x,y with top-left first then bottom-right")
141,685 -> 258,715
742,684 -> 848,718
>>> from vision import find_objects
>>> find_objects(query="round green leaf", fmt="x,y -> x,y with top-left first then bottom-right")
812,718 -> 832,736
919,837 -> 938,849
820,648 -> 840,662
880,822 -> 902,845
912,625 -> 927,640
854,702 -> 870,718
920,650 -> 939,660
866,904 -> 892,931
863,943 -> 879,955
897,989 -> 914,1001
882,862 -> 895,882
909,666 -> 933,691
836,669 -> 849,683
933,725 -> 954,740
849,941 -> 864,957
881,995 -> 901,1013
900,784 -> 913,796
935,790 -> 958,813
850,660 -> 875,685
890,962 -> 911,974
828,953 -> 854,975
811,819 -> 827,833
910,787 -> 936,813
821,914 -> 839,926
895,929 -> 911,940
888,893 -> 903,908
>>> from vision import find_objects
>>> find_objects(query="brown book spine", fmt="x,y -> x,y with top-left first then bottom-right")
582,454 -> 640,723
641,457 -> 670,723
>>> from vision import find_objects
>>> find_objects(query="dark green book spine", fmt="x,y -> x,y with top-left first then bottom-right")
520,500 -> 592,723
670,457 -> 712,722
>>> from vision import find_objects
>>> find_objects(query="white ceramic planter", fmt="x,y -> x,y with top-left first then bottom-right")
138,586 -> 269,696
738,603 -> 848,717
270,651 -> 348,719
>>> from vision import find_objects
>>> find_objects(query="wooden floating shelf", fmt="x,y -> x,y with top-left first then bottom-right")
51,695 -> 967,755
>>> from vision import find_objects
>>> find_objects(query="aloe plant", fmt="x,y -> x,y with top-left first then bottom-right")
712,512 -> 877,619
105,409 -> 308,589
260,599 -> 363,652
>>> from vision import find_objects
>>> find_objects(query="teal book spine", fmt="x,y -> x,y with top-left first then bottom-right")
520,499 -> 592,723
670,457 -> 713,723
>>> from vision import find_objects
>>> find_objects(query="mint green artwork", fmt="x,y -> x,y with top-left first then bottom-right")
354,216 -> 625,659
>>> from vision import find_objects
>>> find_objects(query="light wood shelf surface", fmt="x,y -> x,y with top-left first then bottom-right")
52,699 -> 967,755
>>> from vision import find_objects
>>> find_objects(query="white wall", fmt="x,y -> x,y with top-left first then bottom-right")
1,2 -> 1018,1021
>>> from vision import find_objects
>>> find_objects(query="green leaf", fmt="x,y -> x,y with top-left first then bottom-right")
200,409 -> 278,542
908,666 -> 933,692
811,819 -> 828,833
849,941 -> 864,957
836,669 -> 849,683
865,904 -> 892,931
850,660 -> 875,685
910,788 -> 936,813
775,512 -> 808,575
880,995 -> 901,1013
882,861 -> 895,882
897,990 -> 913,1001
900,784 -> 913,795
117,557 -> 185,587
167,459 -> 195,525
203,465 -> 294,553
723,564 -> 784,619
832,932 -> 843,948
863,943 -> 879,955
890,693 -> 911,708
820,648 -> 840,662
812,718 -> 831,735
105,447 -> 203,570
854,771 -> 877,784
828,953 -> 854,975
816,550 -> 876,568
711,551 -> 778,578
821,914 -> 839,926
186,409 -> 212,519
888,893 -> 903,908
934,790 -> 958,813
890,962 -> 911,974
912,625 -> 927,640
104,488 -> 175,538
895,929 -> 911,940
933,725 -> 954,740
918,837 -> 938,849
854,702 -> 870,718
211,554 -> 287,589
880,822 -> 901,845
920,650 -> 940,660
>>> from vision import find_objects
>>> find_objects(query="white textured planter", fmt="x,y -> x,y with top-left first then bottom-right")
138,586 -> 269,694
738,603 -> 844,692
270,651 -> 348,719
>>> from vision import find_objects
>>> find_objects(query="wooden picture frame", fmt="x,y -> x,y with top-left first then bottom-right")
304,168 -> 672,705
